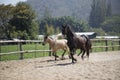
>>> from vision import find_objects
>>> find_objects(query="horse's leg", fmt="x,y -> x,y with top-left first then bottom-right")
52,52 -> 58,61
69,54 -> 72,59
55,53 -> 59,61
55,53 -> 57,61
52,52 -> 56,61
66,47 -> 71,59
69,49 -> 76,63
86,49 -> 90,59
52,52 -> 55,56
72,50 -> 77,63
73,53 -> 77,61
81,50 -> 85,60
69,50 -> 74,63
77,50 -> 83,56
61,50 -> 66,60
71,52 -> 75,63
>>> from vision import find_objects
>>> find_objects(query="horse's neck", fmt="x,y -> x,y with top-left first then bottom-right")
47,38 -> 55,46
66,29 -> 75,39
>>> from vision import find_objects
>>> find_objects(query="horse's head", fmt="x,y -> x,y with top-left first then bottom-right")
61,24 -> 72,37
42,35 -> 48,45
61,24 -> 67,36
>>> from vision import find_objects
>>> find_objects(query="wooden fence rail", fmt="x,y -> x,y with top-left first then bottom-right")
91,39 -> 120,52
0,39 -> 120,61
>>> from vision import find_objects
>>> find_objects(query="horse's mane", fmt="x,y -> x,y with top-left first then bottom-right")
48,36 -> 58,43
66,24 -> 76,36
49,36 -> 54,40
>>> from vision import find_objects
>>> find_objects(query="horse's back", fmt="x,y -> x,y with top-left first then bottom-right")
56,39 -> 67,44
53,39 -> 68,50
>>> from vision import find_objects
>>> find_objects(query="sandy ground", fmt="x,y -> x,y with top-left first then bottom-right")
0,51 -> 120,80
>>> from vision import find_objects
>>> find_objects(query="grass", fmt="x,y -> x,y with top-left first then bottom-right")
0,40 -> 120,61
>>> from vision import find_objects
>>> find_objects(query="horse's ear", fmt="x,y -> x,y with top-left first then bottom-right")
61,25 -> 63,29
44,34 -> 48,38
66,24 -> 70,30
65,24 -> 67,27
62,24 -> 65,28
62,24 -> 67,28
67,24 -> 72,32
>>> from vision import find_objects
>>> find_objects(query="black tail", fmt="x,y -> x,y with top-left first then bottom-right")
82,35 -> 91,49
82,35 -> 91,58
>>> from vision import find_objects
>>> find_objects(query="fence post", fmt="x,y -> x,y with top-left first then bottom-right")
119,38 -> 120,50
19,41 -> 23,60
105,39 -> 108,51
0,43 -> 1,61
35,42 -> 37,58
111,41 -> 114,51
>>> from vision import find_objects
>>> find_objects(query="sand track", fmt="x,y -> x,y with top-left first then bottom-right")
0,51 -> 120,80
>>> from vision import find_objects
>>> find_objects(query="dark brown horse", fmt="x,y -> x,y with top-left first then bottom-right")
61,24 -> 92,63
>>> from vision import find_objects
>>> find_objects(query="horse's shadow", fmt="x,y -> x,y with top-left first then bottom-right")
34,59 -> 74,68
56,62 -> 75,66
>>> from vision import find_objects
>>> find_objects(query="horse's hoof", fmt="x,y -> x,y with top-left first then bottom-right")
61,57 -> 65,60
72,61 -> 75,63
81,56 -> 84,60
77,54 -> 80,56
72,59 -> 77,63
74,59 -> 77,61
72,61 -> 77,63
56,56 -> 59,58
69,56 -> 72,59
55,59 -> 59,61
81,57 -> 84,60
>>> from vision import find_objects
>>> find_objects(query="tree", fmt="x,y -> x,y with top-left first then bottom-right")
91,28 -> 106,36
10,2 -> 38,39
106,1 -> 112,17
101,15 -> 120,36
44,24 -> 54,35
89,0 -> 107,28
39,16 -> 89,35
0,4 -> 14,39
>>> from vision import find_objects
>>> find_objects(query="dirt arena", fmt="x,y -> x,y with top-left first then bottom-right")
0,51 -> 120,80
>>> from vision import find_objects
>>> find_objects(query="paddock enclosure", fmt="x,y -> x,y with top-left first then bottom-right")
0,51 -> 120,80
0,39 -> 120,61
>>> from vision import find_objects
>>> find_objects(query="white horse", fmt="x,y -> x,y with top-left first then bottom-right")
42,35 -> 70,60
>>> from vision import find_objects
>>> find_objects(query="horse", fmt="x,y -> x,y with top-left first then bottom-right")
42,35 -> 70,61
61,24 -> 92,63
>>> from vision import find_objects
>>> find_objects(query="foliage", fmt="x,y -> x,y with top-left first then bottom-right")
89,0 -> 120,36
0,2 -> 38,40
0,4 -> 14,39
89,0 -> 107,28
106,1 -> 112,17
39,16 -> 88,34
91,28 -> 106,36
44,24 -> 54,35
10,2 -> 38,39
101,15 -> 120,36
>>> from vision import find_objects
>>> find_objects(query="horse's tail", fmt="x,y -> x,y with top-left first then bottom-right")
82,35 -> 92,58
82,35 -> 92,49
